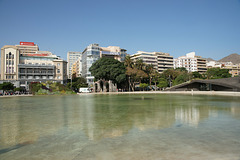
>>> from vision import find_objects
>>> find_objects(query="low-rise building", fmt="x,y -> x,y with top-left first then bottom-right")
207,61 -> 240,77
0,42 -> 67,90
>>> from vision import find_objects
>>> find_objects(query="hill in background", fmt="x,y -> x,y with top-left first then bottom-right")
206,58 -> 215,62
218,53 -> 240,64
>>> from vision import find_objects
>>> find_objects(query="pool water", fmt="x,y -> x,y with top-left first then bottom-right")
0,94 -> 240,160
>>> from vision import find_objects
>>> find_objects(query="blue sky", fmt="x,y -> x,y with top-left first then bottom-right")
0,0 -> 239,60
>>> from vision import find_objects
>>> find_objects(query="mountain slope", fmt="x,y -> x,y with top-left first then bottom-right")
218,53 -> 240,64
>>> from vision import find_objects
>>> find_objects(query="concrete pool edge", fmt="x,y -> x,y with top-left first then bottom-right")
81,91 -> 240,97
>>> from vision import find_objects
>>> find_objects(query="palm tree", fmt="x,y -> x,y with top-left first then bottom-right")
134,59 -> 145,70
124,55 -> 133,68
144,64 -> 155,90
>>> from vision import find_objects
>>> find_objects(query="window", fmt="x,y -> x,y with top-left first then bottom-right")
57,69 -> 60,73
12,54 -> 14,59
6,60 -> 8,65
6,54 -> 8,59
57,63 -> 60,66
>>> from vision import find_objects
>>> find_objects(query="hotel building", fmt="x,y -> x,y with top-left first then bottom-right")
0,42 -> 67,90
174,52 -> 207,73
131,51 -> 174,73
81,44 -> 127,86
67,51 -> 81,78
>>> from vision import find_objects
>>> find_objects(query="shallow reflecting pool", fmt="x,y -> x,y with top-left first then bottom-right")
0,94 -> 240,160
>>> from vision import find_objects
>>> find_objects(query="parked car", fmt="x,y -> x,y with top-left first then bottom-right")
79,88 -> 91,93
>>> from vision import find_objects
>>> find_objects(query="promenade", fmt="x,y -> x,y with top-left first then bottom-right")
0,94 -> 33,98
85,91 -> 240,97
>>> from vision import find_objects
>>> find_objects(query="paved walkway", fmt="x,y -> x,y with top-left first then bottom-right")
0,94 -> 33,98
83,91 -> 240,97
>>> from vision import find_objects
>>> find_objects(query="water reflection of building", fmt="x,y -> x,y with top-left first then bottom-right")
174,102 -> 211,127
175,107 -> 200,127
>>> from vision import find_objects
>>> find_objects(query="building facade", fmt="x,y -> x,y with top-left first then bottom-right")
81,44 -> 127,86
71,56 -> 82,77
131,51 -> 173,74
207,61 -> 240,77
174,52 -> 207,73
1,42 -> 67,90
67,51 -> 81,79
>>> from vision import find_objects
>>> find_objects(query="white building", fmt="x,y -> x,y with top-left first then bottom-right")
131,51 -> 173,73
71,56 -> 82,77
67,52 -> 81,78
206,61 -> 240,77
174,52 -> 207,73
81,44 -> 127,86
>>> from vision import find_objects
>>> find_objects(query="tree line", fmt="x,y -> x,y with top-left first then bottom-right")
0,57 -> 232,93
89,56 -> 232,91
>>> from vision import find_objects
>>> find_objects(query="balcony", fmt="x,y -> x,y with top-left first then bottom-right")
18,64 -> 55,69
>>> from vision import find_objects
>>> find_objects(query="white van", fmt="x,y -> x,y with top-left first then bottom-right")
79,88 -> 91,93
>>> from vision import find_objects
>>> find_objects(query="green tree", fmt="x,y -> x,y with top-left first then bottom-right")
139,83 -> 148,91
89,57 -> 126,86
157,78 -> 168,90
134,59 -> 145,70
67,77 -> 88,91
126,67 -> 148,91
172,73 -> 189,86
206,68 -> 231,79
144,64 -> 155,90
191,71 -> 202,79
29,82 -> 42,94
124,55 -> 134,68
152,70 -> 161,91
0,82 -> 14,91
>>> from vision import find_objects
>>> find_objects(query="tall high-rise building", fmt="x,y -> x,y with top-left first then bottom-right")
1,42 -> 67,90
81,44 -> 127,86
174,52 -> 207,73
67,51 -> 81,78
71,56 -> 82,77
131,51 -> 173,73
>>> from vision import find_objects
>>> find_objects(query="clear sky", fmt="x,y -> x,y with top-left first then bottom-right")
0,0 -> 239,61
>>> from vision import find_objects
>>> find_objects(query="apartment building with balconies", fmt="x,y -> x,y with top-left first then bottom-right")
131,51 -> 173,73
174,52 -> 207,73
67,51 -> 81,78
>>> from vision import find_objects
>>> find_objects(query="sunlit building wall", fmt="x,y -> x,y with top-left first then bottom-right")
67,51 -> 81,79
174,52 -> 207,73
131,51 -> 173,73
1,42 -> 67,89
